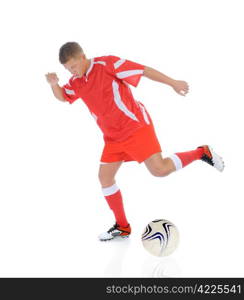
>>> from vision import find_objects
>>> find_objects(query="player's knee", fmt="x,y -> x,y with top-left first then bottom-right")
149,166 -> 169,177
98,172 -> 115,187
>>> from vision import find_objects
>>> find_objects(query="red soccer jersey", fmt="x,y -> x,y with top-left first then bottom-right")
62,55 -> 152,142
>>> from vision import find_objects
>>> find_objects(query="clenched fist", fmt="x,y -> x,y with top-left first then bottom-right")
45,72 -> 59,86
172,80 -> 189,96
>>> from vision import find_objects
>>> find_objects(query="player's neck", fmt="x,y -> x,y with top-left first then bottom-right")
85,59 -> 91,74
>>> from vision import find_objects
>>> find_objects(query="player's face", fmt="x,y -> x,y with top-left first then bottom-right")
63,54 -> 86,77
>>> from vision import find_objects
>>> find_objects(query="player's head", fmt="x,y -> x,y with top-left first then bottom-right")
59,42 -> 88,77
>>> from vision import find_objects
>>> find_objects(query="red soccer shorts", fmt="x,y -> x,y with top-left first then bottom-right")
100,124 -> 162,164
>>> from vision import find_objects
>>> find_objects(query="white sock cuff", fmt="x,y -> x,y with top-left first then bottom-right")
169,154 -> 183,171
102,183 -> 120,196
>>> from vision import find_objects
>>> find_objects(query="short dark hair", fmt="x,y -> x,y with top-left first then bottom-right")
59,42 -> 83,64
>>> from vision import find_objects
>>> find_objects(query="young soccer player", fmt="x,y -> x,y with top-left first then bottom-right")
45,42 -> 224,241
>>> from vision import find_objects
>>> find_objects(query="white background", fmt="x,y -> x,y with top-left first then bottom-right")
0,0 -> 243,277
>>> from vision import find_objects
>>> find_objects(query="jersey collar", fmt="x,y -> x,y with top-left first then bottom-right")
84,58 -> 94,81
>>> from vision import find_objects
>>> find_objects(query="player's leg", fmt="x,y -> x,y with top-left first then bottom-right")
144,152 -> 176,177
122,123 -> 224,176
98,161 -> 131,241
98,161 -> 123,188
144,145 -> 224,177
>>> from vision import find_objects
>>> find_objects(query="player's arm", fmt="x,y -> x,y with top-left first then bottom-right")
45,72 -> 66,102
143,66 -> 189,96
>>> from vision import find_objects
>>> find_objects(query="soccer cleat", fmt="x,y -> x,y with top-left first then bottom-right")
198,145 -> 225,172
98,223 -> 131,241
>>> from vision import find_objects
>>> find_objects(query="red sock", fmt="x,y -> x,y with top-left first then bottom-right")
102,184 -> 128,227
170,148 -> 204,170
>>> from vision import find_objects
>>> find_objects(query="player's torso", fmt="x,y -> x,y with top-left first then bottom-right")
72,56 -> 151,141
73,58 -> 113,116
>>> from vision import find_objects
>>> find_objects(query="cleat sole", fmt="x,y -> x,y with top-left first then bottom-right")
208,146 -> 225,172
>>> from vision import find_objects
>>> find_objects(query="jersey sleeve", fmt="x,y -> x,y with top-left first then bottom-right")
107,55 -> 145,87
62,78 -> 79,104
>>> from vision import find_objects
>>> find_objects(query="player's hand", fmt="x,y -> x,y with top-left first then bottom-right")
45,72 -> 59,86
172,80 -> 189,96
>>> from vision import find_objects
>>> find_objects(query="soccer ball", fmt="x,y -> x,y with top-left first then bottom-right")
141,219 -> 179,257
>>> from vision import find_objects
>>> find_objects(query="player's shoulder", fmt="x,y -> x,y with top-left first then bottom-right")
93,56 -> 121,74
94,55 -> 120,65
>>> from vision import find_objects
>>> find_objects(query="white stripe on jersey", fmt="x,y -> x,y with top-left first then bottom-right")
139,103 -> 150,125
112,80 -> 139,122
114,59 -> 126,69
116,69 -> 144,79
94,61 -> 106,66
72,75 -> 80,81
65,88 -> 75,95
91,112 -> 98,121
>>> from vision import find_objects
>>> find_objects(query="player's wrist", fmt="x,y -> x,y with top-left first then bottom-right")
169,79 -> 177,88
50,82 -> 59,87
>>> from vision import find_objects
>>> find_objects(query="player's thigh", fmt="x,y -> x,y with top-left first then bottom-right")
98,161 -> 124,186
143,152 -> 166,176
